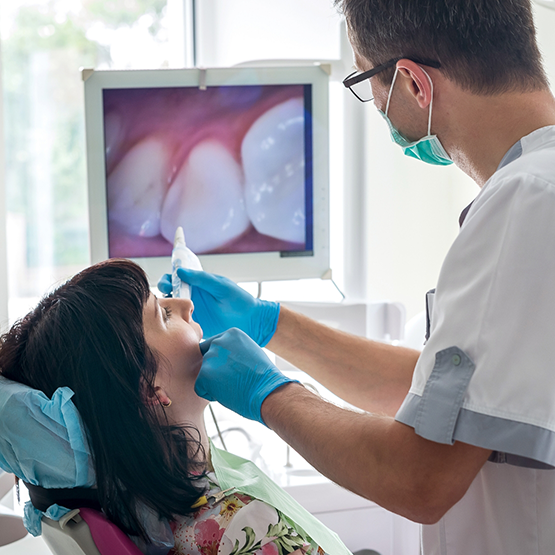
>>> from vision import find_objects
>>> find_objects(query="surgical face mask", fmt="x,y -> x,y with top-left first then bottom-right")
379,67 -> 453,166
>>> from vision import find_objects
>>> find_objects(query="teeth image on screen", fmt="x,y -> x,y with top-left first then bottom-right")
160,140 -> 250,253
104,87 -> 308,256
104,111 -> 125,170
107,136 -> 172,238
242,97 -> 306,244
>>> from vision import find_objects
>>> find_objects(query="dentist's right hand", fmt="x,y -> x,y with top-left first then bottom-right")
158,269 -> 280,347
196,328 -> 297,426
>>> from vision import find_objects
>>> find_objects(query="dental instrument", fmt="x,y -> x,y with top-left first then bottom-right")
171,226 -> 202,299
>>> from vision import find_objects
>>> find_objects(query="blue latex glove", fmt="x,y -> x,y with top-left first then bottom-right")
157,269 -> 280,347
196,328 -> 297,426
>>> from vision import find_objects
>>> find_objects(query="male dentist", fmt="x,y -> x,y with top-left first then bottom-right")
163,1 -> 555,553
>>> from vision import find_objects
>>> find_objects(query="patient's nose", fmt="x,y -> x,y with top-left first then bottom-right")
177,298 -> 194,321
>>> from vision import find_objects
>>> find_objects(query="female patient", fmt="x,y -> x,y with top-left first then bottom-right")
0,259 -> 344,555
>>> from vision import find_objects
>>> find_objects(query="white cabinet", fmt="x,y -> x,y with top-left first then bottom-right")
281,479 -> 420,555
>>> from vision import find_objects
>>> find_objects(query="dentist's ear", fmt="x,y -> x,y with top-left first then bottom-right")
396,59 -> 434,109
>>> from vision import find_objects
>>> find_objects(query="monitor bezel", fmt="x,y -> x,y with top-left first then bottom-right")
84,65 -> 330,284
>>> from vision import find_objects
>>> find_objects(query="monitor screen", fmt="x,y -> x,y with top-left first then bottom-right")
84,66 -> 329,283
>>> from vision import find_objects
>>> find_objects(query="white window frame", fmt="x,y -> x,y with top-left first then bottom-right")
0,42 -> 9,332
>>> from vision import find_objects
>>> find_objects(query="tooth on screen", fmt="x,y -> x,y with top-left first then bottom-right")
241,97 -> 306,244
104,111 -> 124,169
160,141 -> 250,253
107,137 -> 171,237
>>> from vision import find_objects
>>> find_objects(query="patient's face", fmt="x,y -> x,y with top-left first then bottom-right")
143,293 -> 207,414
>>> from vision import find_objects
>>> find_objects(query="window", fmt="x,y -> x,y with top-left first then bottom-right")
1,0 -> 179,322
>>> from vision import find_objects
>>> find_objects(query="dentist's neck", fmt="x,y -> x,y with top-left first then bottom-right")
438,82 -> 555,187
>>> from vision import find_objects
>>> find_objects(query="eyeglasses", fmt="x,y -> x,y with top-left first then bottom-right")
343,57 -> 441,103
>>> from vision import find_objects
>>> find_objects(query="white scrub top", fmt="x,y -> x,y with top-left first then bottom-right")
396,125 -> 555,554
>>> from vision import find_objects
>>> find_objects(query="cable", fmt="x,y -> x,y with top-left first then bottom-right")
209,404 -> 228,451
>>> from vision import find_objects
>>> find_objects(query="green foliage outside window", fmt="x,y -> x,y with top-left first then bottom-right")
2,0 -> 167,270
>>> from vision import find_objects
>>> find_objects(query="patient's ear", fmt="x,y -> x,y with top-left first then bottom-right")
143,385 -> 171,408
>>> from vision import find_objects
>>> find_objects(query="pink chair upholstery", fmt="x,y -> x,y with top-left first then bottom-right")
42,507 -> 149,555
79,508 -> 144,555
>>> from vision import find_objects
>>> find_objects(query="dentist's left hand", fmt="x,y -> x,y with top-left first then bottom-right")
196,328 -> 297,426
157,269 -> 280,347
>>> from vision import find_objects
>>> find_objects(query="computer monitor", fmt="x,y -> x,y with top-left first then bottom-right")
83,65 -> 330,284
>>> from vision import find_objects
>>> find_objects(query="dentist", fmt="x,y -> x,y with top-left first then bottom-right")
162,1 -> 555,553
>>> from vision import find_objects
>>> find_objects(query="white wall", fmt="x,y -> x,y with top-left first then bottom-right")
195,0 -> 341,66
535,2 -> 555,83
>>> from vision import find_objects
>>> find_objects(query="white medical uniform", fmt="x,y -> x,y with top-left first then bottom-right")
396,125 -> 555,554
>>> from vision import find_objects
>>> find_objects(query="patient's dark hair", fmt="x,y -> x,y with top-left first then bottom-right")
0,259 -> 206,541
335,0 -> 548,94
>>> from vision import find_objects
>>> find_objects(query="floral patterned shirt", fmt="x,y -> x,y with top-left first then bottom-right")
170,472 -> 326,555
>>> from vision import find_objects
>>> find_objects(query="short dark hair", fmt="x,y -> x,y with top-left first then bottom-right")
335,0 -> 549,94
0,259 -> 206,542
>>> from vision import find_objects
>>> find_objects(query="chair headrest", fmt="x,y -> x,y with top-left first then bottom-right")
0,376 -> 96,536
0,376 -> 95,489
0,376 -> 174,551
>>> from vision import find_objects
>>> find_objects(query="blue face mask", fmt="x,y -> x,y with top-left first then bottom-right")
379,67 -> 453,166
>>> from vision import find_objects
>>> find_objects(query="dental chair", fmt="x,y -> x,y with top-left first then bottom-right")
40,507 -> 143,555
22,481 -> 143,555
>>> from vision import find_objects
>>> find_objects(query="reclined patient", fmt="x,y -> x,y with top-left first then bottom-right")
0,259 -> 349,555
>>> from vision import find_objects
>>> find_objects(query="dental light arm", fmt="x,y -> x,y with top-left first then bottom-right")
158,268 -> 280,347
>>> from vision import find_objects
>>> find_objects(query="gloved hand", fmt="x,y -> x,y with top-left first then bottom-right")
196,328 -> 297,426
158,269 -> 280,347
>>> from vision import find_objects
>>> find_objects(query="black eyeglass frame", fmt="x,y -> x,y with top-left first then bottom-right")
343,57 -> 442,102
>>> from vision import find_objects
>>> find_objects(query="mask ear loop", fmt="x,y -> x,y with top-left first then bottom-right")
384,67 -> 399,118
385,65 -> 435,137
421,68 -> 434,136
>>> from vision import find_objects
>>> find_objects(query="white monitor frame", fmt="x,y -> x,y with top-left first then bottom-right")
83,65 -> 330,284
